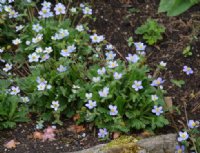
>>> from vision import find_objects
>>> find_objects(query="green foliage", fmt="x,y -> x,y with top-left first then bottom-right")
0,0 -> 168,134
183,46 -> 192,57
135,19 -> 165,45
0,80 -> 28,130
158,0 -> 200,16
77,59 -> 168,132
170,79 -> 185,88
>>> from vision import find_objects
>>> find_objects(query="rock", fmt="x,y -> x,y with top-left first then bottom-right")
70,134 -> 177,153
136,134 -> 177,153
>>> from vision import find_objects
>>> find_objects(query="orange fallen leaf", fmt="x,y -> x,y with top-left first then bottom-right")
141,131 -> 153,138
4,140 -> 20,149
113,132 -> 121,139
67,125 -> 85,133
73,114 -> 80,121
33,131 -> 43,140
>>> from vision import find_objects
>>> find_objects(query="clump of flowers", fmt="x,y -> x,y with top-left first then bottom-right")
0,0 -> 168,140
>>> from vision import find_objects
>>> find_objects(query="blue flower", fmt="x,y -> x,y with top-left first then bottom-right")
175,145 -> 185,153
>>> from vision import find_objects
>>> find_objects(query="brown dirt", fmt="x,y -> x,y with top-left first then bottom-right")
1,0 -> 200,152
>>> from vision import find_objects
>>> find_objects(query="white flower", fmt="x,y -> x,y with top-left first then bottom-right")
46,84 -> 52,89
39,7 -> 53,18
28,52 -> 40,62
36,77 -> 47,84
37,83 -> 46,91
60,45 -> 76,57
99,87 -> 109,98
97,67 -> 106,75
177,131 -> 189,142
109,105 -> 118,116
41,1 -> 51,8
92,77 -> 100,83
12,38 -> 21,45
32,34 -> 43,43
76,25 -> 84,32
113,72 -> 122,80
3,63 -> 12,72
188,120 -> 199,129
98,128 -> 108,138
67,44 -> 76,52
32,24 -> 43,32
8,9 -> 19,18
106,44 -> 114,50
0,48 -> 4,53
8,0 -> 15,3
80,3 -> 85,8
85,100 -> 96,109
52,29 -> 69,40
26,41 -> 31,45
151,77 -> 164,87
126,54 -> 139,63
108,61 -> 118,68
16,25 -> 24,32
10,86 -> 20,95
152,106 -> 163,116
183,66 -> 193,75
85,93 -> 92,99
70,7 -> 77,13
21,96 -> 30,103
51,101 -> 60,111
35,47 -> 43,53
151,95 -> 158,101
40,54 -> 50,62
82,7 -> 92,15
105,51 -> 116,60
134,42 -> 146,51
159,61 -> 167,67
57,65 -> 67,72
90,34 -> 104,43
132,80 -> 143,91
43,46 -> 53,54
0,0 -> 6,4
54,3 -> 66,15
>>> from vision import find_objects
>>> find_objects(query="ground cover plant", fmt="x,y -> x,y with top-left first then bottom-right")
0,0 -> 200,152
0,0 -> 168,138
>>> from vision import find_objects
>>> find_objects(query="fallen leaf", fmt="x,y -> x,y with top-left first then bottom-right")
67,125 -> 85,133
33,131 -> 43,140
113,132 -> 121,139
164,97 -> 173,113
73,114 -> 80,121
141,131 -> 153,138
4,140 -> 20,149
43,126 -> 56,141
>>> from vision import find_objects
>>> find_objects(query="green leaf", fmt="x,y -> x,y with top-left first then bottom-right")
170,79 -> 185,88
115,96 -> 126,115
158,0 -> 200,16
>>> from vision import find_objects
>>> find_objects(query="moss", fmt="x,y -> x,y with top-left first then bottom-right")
102,136 -> 140,153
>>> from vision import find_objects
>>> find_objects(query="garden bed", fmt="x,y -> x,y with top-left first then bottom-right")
0,0 -> 200,153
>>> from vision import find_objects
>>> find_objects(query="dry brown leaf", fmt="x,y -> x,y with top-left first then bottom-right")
141,131 -> 153,138
4,140 -> 20,149
67,125 -> 85,133
73,114 -> 80,121
33,131 -> 43,140
164,97 -> 173,113
113,132 -> 121,139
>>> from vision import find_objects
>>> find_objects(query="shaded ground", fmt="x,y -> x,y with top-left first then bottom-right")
91,0 -> 200,127
0,120 -> 102,153
1,0 -> 200,152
